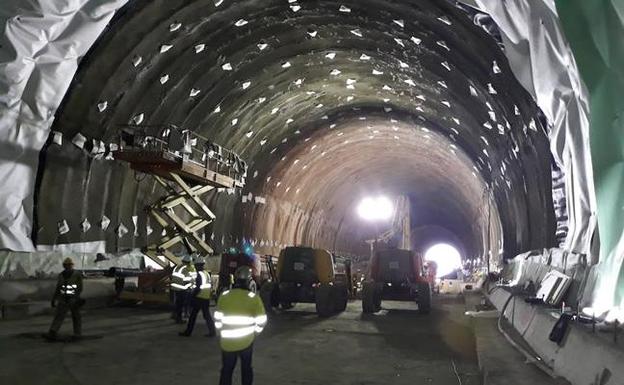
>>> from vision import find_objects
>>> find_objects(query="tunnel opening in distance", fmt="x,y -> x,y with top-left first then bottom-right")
424,243 -> 462,278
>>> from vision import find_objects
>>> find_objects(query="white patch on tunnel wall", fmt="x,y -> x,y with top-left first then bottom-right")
132,55 -> 142,66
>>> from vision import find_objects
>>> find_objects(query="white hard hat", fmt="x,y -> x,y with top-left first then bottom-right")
181,254 -> 192,263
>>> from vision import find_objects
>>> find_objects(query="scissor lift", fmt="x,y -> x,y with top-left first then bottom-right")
112,124 -> 247,302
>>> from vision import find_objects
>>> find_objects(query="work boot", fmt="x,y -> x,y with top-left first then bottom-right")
44,331 -> 57,340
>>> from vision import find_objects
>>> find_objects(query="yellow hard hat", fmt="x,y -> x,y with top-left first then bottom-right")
62,257 -> 74,265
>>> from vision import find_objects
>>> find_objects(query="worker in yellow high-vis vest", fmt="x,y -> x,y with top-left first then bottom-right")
171,254 -> 195,323
179,256 -> 216,337
215,266 -> 266,385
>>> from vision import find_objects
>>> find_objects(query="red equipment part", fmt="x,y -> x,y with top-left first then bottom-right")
218,252 -> 262,292
362,247 -> 432,314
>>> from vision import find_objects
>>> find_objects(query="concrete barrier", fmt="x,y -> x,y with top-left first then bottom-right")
487,286 -> 624,385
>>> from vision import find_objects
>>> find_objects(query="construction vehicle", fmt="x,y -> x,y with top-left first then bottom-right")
362,247 -> 432,314
260,247 -> 352,317
108,267 -> 172,304
217,250 -> 262,295
215,250 -> 279,297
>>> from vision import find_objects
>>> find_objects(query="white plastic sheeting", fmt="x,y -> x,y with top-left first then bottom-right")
0,0 -> 595,260
472,0 -> 597,256
0,249 -> 143,279
0,0 -> 128,251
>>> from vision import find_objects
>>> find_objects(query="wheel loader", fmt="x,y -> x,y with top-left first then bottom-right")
260,246 -> 351,317
362,247 -> 432,314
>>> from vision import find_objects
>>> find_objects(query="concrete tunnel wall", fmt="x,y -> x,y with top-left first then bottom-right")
30,0 -> 557,265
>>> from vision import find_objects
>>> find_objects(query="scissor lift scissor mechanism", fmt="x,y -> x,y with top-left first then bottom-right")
114,124 -> 247,268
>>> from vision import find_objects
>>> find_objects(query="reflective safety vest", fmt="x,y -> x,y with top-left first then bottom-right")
196,271 -> 213,300
61,283 -> 79,296
171,264 -> 195,291
215,288 -> 267,352
56,271 -> 82,298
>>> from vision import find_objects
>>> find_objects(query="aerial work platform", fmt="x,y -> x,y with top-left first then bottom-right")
114,124 -> 245,189
113,124 -> 247,268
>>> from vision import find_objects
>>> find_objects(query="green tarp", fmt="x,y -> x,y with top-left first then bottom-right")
556,0 -> 624,317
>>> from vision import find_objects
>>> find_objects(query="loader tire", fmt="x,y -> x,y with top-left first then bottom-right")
259,282 -> 278,311
417,282 -> 432,315
373,283 -> 383,311
316,284 -> 334,317
362,282 -> 376,314
279,282 -> 296,309
334,284 -> 348,312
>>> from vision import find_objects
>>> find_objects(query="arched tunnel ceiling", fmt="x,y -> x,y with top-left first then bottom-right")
247,117 -> 491,258
34,0 -> 557,261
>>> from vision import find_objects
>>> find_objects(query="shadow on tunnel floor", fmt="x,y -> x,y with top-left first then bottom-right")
359,296 -> 479,363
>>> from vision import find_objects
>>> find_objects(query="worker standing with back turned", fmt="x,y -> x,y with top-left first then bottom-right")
46,257 -> 83,340
215,266 -> 267,385
171,254 -> 195,323
179,255 -> 216,337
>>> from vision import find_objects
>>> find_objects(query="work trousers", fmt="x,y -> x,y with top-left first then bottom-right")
49,298 -> 82,336
183,297 -> 215,335
219,345 -> 254,385
173,290 -> 189,322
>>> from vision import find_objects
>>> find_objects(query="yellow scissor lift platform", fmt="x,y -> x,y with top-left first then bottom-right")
113,125 -> 247,303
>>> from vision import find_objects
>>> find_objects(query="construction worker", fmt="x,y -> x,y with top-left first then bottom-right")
179,256 -> 216,337
215,266 -> 267,385
46,257 -> 83,339
171,254 -> 195,323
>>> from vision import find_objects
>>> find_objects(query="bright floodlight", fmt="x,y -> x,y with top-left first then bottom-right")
425,243 -> 462,278
357,196 -> 393,221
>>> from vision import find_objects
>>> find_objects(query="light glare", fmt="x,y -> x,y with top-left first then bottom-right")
425,243 -> 462,278
357,196 -> 393,221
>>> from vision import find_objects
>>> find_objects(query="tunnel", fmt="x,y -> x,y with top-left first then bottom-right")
2,1 -> 623,385
32,0 -> 555,268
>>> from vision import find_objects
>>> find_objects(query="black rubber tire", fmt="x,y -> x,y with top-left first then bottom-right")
362,282 -> 376,313
316,284 -> 334,317
373,283 -> 383,312
259,282 -> 277,311
417,282 -> 432,314
333,284 -> 348,312
278,282 -> 296,309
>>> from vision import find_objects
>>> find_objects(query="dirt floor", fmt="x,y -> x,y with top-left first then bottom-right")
0,296 -> 483,385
